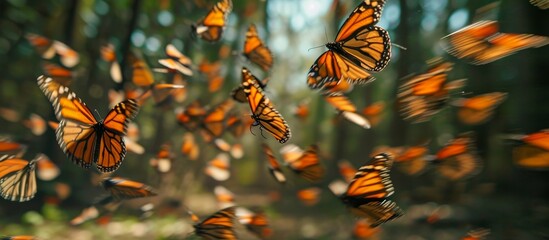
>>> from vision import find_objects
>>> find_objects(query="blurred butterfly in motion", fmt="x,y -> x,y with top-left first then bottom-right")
353,218 -> 381,239
462,228 -> 490,240
22,113 -> 46,136
205,153 -> 231,181
335,153 -> 403,227
37,76 -> 139,173
262,143 -> 287,184
26,33 -> 80,67
307,0 -> 391,89
0,153 -> 41,202
280,144 -> 324,182
441,20 -> 549,65
41,62 -> 74,86
361,101 -> 385,127
452,92 -> 507,125
35,153 -> 60,181
157,44 -> 193,76
397,58 -> 466,123
102,177 -> 157,200
241,67 -> 291,143
506,129 -> 549,170
324,94 -> 371,129
181,133 -> 200,161
176,100 -> 208,131
0,235 -> 37,240
297,187 -> 322,206
192,0 -> 233,42
131,52 -> 185,106
201,98 -> 235,138
435,132 -> 482,180
214,185 -> 235,209
190,206 -> 238,240
149,143 -> 174,173
243,24 -> 273,71
236,207 -> 273,239
393,145 -> 430,176
100,44 -> 122,83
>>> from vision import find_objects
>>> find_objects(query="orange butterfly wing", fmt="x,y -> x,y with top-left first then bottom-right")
243,24 -> 273,71
262,143 -> 286,184
102,177 -> 157,200
0,156 -> 39,202
194,207 -> 238,240
192,0 -> 233,42
241,68 -> 291,143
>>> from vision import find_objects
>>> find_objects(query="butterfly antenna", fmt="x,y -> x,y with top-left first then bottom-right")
249,125 -> 256,136
391,43 -> 407,50
307,44 -> 326,52
94,109 -> 103,120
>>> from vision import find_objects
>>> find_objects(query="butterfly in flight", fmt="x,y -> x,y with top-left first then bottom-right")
280,144 -> 325,182
452,92 -> 507,125
261,143 -> 287,184
434,132 -> 482,180
192,0 -> 233,42
441,20 -> 549,65
243,24 -> 273,71
335,153 -> 403,227
0,153 -> 41,202
241,67 -> 291,143
307,0 -> 391,89
190,206 -> 238,240
37,75 -> 139,173
102,177 -> 157,200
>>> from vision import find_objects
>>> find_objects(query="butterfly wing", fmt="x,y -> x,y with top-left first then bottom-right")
349,200 -> 404,227
193,0 -> 233,42
194,207 -> 238,240
283,144 -> 324,182
324,94 -> 371,128
262,143 -> 286,184
0,156 -> 38,202
202,99 -> 235,138
243,24 -> 273,71
241,68 -> 291,143
102,177 -> 157,200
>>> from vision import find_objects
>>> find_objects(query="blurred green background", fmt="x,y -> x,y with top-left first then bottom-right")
0,0 -> 548,239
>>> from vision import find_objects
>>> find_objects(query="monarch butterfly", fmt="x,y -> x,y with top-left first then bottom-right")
0,138 -> 27,158
102,177 -> 157,200
214,185 -> 235,209
23,113 -> 46,136
280,144 -> 324,182
157,44 -> 193,76
462,228 -> 490,240
338,153 -> 403,227
191,206 -> 238,240
361,101 -> 385,127
297,187 -> 322,206
307,0 -> 391,89
397,59 -> 466,123
131,53 -> 185,106
452,92 -> 507,125
241,67 -> 291,143
42,62 -> 74,85
192,0 -> 233,42
243,24 -> 273,71
435,132 -> 482,180
442,20 -> 549,65
36,154 -> 60,181
70,205 -> 100,225
507,130 -> 549,169
530,0 -> 549,9
26,33 -> 80,67
293,100 -> 310,121
201,99 -> 235,138
181,133 -> 200,161
149,143 -> 174,173
205,153 -> 231,181
230,143 -> 244,159
70,195 -> 120,225
37,75 -> 139,173
236,207 -> 273,239
324,94 -> 371,129
176,100 -> 208,131
0,154 -> 40,202
394,145 -> 430,176
197,59 -> 226,93
261,143 -> 287,184
100,44 -> 122,83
